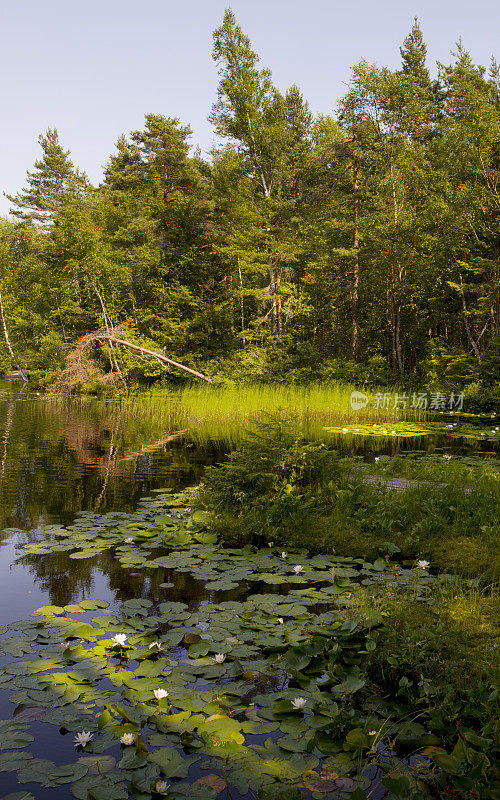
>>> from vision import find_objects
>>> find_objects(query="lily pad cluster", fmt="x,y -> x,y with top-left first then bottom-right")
0,489 -> 496,800
0,586 -> 432,800
324,421 -> 500,441
22,489 -> 215,562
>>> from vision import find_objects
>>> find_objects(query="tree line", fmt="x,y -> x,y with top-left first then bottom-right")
0,11 -> 498,394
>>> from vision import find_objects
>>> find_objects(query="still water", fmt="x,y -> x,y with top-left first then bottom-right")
0,380 -> 496,799
0,378 -> 497,621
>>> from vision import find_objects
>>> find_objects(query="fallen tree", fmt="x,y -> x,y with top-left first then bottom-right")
94,335 -> 212,383
51,328 -> 212,394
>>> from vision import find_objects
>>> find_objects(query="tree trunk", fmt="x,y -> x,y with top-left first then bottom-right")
237,258 -> 246,347
352,131 -> 359,360
96,335 -> 213,382
0,290 -> 27,381
267,228 -> 277,333
92,284 -> 127,391
276,266 -> 282,334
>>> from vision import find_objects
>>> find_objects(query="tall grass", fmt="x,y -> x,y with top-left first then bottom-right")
117,382 -> 427,446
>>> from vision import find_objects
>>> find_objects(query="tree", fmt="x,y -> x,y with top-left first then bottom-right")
209,9 -> 290,333
6,128 -> 85,225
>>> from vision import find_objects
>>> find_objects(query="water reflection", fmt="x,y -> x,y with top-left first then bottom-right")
0,381 -> 221,534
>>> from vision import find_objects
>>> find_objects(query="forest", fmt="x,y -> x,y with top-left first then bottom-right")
0,11 -> 499,401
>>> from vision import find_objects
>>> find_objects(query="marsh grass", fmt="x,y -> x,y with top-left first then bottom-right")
368,576 -> 499,695
199,418 -> 499,579
108,382 -> 428,446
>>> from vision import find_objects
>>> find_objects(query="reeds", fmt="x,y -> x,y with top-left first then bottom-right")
114,382 -> 426,446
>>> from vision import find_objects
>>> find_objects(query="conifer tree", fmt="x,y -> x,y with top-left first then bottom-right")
6,128 -> 83,224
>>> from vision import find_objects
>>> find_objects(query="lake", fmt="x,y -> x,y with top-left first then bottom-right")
0,380 -> 497,800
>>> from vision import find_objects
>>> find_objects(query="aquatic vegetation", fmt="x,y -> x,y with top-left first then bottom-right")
200,420 -> 500,578
325,419 -> 500,443
74,731 -> 93,749
49,382 -> 430,451
0,488 -> 497,799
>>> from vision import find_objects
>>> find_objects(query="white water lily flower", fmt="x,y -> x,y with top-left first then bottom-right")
293,565 -> 304,574
416,559 -> 430,570
214,653 -> 226,663
281,551 -> 287,559
149,641 -> 163,651
368,730 -> 377,736
291,697 -> 307,710
124,537 -> 134,544
120,733 -> 136,745
155,780 -> 171,795
154,688 -> 169,700
277,618 -> 284,624
112,634 -> 127,646
391,430 -> 396,435
342,427 -> 348,433
374,457 -> 380,463
443,455 -> 452,460
74,731 -> 93,748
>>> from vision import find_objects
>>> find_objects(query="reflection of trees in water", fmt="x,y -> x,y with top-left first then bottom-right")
0,387 -> 225,607
17,539 -> 251,612
17,548 -> 96,608
0,394 -> 217,532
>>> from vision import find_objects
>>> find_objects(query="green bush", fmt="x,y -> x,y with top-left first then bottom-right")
200,419 -> 500,577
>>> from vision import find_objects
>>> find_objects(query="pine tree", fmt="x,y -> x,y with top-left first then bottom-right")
6,128 -> 83,224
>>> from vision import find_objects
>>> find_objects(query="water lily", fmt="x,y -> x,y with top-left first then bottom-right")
74,730 -> 93,748
293,565 -> 304,574
281,551 -> 287,559
155,781 -> 171,795
154,687 -> 169,714
416,559 -> 430,570
120,733 -> 136,745
291,697 -> 306,711
342,427 -> 348,433
277,617 -> 284,624
214,653 -> 226,663
368,730 -> 377,736
124,537 -> 134,544
374,457 -> 380,463
111,633 -> 128,661
149,640 -> 163,651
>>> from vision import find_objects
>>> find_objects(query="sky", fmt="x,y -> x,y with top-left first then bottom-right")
1,0 -> 499,216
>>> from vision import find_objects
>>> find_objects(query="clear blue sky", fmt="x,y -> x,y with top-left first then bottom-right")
1,0 -> 498,216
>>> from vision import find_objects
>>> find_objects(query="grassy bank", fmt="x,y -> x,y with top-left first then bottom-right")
198,418 -> 500,580
90,382 -> 429,446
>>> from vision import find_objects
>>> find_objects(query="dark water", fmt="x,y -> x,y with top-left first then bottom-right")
0,379 -> 497,621
0,380 -> 226,623
0,380 -> 496,799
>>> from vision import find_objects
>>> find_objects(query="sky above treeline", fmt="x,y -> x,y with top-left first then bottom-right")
1,0 -> 499,216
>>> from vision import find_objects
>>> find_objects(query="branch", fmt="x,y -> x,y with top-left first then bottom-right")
94,335 -> 213,383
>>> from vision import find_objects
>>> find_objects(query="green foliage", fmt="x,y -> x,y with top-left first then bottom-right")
2,14 -> 498,389
200,419 -> 500,577
200,417 -> 342,547
0,484 -> 497,799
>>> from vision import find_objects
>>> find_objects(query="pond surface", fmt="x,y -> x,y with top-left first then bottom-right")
0,380 -> 497,800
